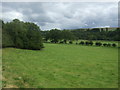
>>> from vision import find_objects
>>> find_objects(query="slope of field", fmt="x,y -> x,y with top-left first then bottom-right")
2,43 -> 118,88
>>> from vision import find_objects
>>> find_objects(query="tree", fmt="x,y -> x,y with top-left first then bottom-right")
2,19 -> 44,50
41,27 -> 120,42
2,20 -> 14,47
85,41 -> 90,45
69,40 -> 73,44
107,43 -> 111,47
48,29 -> 62,43
89,41 -> 93,46
112,43 -> 117,47
103,43 -> 107,47
95,42 -> 102,46
79,41 -> 84,45
62,30 -> 75,41
27,28 -> 43,50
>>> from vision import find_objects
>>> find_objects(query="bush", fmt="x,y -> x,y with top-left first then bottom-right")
59,41 -> 64,44
103,43 -> 107,47
107,43 -> 111,47
79,41 -> 84,45
85,41 -> 89,45
63,39 -> 67,44
99,42 -> 102,46
95,42 -> 102,46
50,40 -> 54,43
112,43 -> 117,47
69,41 -> 73,44
89,41 -> 93,46
76,42 -> 78,45
50,40 -> 58,43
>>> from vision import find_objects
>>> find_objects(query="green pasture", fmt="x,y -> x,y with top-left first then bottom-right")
2,43 -> 118,88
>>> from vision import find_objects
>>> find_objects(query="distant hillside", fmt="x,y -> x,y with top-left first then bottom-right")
66,27 -> 119,32
41,27 -> 120,41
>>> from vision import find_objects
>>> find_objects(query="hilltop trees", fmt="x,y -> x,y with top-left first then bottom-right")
45,29 -> 75,43
42,27 -> 120,42
71,28 -> 120,41
62,30 -> 75,41
49,29 -> 62,43
2,19 -> 44,50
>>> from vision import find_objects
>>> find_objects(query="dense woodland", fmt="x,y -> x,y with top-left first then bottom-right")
1,19 -> 44,50
1,19 -> 120,50
41,27 -> 120,43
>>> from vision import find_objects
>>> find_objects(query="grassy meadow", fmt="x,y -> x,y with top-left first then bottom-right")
2,43 -> 118,88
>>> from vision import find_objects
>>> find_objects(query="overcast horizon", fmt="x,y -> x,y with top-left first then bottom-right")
1,2 -> 118,30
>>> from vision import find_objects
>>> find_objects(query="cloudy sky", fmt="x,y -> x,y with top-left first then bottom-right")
1,2 -> 118,30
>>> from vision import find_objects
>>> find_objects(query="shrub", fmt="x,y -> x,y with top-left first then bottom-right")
79,41 -> 84,45
99,42 -> 102,46
85,41 -> 89,45
76,42 -> 78,45
63,39 -> 67,44
107,43 -> 111,47
69,41 -> 73,44
50,40 -> 58,43
95,42 -> 102,46
112,43 -> 117,47
89,41 -> 93,46
59,41 -> 64,44
103,43 -> 107,47
50,40 -> 54,43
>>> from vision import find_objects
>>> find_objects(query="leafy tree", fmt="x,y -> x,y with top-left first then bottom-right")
112,43 -> 117,47
62,30 -> 75,40
103,43 -> 107,47
2,19 -> 44,50
89,41 -> 94,46
41,27 -> 120,42
48,29 -> 62,43
95,42 -> 102,46
69,40 -> 73,44
79,41 -> 84,45
107,43 -> 111,47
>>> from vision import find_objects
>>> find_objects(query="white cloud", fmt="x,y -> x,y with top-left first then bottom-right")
2,11 -> 24,21
93,25 -> 110,28
1,2 -> 118,30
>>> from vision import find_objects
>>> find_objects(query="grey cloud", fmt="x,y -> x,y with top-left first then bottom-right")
1,2 -> 118,30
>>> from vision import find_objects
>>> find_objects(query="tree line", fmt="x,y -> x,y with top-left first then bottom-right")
41,27 -> 120,43
1,19 -> 44,50
1,19 -> 119,50
71,28 -> 120,41
77,41 -> 117,47
42,29 -> 75,43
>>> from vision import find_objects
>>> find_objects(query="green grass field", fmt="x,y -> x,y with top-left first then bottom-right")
2,43 -> 118,88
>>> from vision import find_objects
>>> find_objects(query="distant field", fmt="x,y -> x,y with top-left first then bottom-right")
2,43 -> 118,88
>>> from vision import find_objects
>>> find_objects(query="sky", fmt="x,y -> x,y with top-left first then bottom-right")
1,2 -> 118,30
